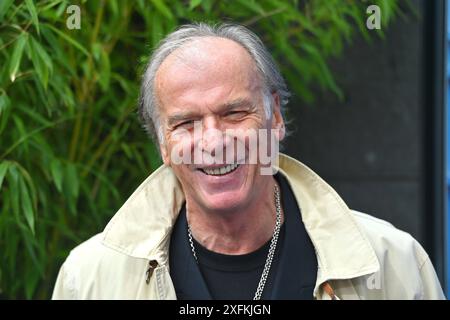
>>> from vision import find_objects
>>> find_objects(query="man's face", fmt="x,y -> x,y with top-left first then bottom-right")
155,37 -> 284,214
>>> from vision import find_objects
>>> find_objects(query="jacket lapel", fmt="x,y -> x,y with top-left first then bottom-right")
276,154 -> 380,297
270,172 -> 317,299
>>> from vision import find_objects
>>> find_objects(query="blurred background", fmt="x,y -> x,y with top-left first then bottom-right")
0,0 -> 448,299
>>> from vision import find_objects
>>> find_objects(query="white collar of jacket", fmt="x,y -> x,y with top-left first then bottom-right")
102,153 -> 380,298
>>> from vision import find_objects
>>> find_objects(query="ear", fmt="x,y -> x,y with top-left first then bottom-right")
160,142 -> 170,166
271,92 -> 285,141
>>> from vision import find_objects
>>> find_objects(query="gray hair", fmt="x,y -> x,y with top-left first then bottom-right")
138,22 -> 290,143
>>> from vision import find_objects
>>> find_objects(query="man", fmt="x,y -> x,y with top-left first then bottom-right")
52,23 -> 445,300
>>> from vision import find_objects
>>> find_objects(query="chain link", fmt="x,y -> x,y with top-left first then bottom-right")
187,224 -> 198,262
187,184 -> 282,300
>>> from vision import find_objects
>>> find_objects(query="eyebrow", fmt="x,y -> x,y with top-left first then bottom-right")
166,112 -> 198,128
166,98 -> 254,127
220,98 -> 253,111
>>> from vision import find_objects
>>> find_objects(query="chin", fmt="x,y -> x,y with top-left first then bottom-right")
199,190 -> 249,213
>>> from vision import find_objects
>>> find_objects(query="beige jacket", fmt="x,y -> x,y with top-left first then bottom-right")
52,154 -> 445,300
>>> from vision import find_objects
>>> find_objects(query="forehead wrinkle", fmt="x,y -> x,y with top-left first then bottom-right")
175,37 -> 254,70
155,37 -> 265,122
157,37 -> 260,88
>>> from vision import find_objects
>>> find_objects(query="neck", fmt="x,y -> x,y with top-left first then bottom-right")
186,176 -> 283,255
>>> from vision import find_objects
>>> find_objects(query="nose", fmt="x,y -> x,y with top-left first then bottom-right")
198,116 -> 224,155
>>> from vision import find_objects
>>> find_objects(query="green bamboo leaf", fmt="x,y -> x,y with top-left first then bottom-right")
16,165 -> 38,212
200,0 -> 213,13
63,163 -> 80,216
92,42 -> 102,61
109,0 -> 119,17
300,42 -> 343,98
41,25 -> 73,75
151,11 -> 163,47
275,38 -> 309,81
151,0 -> 174,20
42,24 -> 90,57
25,263 -> 41,299
0,91 -> 11,112
330,12 -> 352,40
171,1 -> 185,17
137,0 -> 146,12
346,6 -> 370,42
29,37 -> 49,89
55,1 -> 67,18
0,92 -> 11,134
283,70 -> 314,103
65,163 -> 79,200
13,115 -> 29,154
4,218 -> 20,278
189,0 -> 202,10
50,158 -> 63,192
379,0 -> 392,24
132,146 -> 148,174
31,36 -> 53,71
20,225 -> 44,277
111,73 -> 134,95
42,216 -> 81,243
16,104 -> 51,126
40,0 -> 66,13
25,0 -> 40,35
19,176 -> 35,235
98,47 -> 111,91
295,12 -> 319,36
0,0 -> 14,22
121,142 -> 133,159
7,165 -> 20,220
0,161 -> 9,191
9,33 -> 28,82
236,0 -> 265,15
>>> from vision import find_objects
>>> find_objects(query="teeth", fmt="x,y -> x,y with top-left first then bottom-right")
203,164 -> 239,176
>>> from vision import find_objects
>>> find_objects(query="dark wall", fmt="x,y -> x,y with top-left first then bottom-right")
285,0 -> 448,287
284,0 -> 430,263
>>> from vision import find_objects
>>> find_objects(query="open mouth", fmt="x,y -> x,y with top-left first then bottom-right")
200,163 -> 240,176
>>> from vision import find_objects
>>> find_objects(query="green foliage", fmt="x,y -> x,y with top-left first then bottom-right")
0,0 -> 400,299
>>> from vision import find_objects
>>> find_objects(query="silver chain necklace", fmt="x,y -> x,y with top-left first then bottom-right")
187,184 -> 282,300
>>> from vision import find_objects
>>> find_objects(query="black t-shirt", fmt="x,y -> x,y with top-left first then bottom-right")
191,219 -> 285,300
169,173 -> 317,300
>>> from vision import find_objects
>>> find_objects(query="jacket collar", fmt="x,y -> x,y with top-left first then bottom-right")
275,154 -> 380,296
102,153 -> 380,295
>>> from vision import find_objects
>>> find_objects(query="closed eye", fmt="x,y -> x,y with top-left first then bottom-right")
225,111 -> 247,118
174,120 -> 195,129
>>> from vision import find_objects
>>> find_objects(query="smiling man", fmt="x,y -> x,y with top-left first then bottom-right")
52,23 -> 445,300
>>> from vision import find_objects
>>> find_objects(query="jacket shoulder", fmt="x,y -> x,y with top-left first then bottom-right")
352,210 -> 429,268
349,210 -> 444,299
52,233 -> 107,299
52,233 -> 149,299
69,233 -> 107,261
